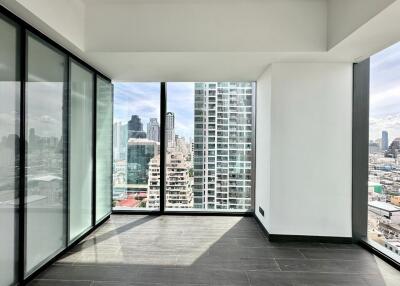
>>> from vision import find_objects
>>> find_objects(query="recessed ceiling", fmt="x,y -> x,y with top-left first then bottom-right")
1,0 -> 400,81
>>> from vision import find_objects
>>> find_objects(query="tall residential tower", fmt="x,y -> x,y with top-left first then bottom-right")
193,82 -> 253,210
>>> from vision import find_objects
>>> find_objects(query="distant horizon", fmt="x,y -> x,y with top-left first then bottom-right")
370,41 -> 400,143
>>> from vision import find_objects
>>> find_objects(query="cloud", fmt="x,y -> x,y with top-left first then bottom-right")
369,42 -> 400,142
113,82 -> 195,140
114,82 -> 160,125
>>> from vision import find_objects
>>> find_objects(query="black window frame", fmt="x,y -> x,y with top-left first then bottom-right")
353,59 -> 400,271
111,82 -> 257,216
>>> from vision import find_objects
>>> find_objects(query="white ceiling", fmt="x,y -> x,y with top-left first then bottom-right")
1,0 -> 400,81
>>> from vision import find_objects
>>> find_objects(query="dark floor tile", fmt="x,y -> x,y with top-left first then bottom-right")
36,264 -> 139,282
247,271 -> 386,286
28,279 -> 92,286
209,246 -> 304,259
321,243 -> 362,250
276,258 -> 381,274
299,248 -> 375,261
135,267 -> 209,285
29,216 -> 399,286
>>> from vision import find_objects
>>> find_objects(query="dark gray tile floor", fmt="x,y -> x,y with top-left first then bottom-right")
30,215 -> 400,286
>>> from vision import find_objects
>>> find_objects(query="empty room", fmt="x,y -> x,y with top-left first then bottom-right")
1,0 -> 400,285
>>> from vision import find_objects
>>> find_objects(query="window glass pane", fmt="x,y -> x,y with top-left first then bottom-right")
96,76 -> 112,221
113,83 -> 160,210
369,42 -> 400,260
69,61 -> 93,242
165,82 -> 253,211
0,14 -> 19,285
25,33 -> 67,275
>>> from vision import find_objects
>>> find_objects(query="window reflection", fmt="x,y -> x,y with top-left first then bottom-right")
25,33 -> 67,275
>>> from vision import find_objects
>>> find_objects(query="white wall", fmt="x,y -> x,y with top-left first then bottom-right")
255,66 -> 272,230
256,63 -> 353,237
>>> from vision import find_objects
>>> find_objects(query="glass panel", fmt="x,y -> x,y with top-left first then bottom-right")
69,61 -> 93,242
25,33 -> 67,275
113,83 -> 160,210
96,76 -> 112,221
0,14 -> 19,286
165,82 -> 253,211
368,42 -> 400,260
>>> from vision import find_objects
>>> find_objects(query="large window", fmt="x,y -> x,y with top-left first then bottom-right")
69,61 -> 93,243
0,14 -> 20,286
368,42 -> 400,260
0,8 -> 114,283
112,82 -> 254,212
25,33 -> 67,275
113,83 -> 160,210
96,76 -> 113,221
166,82 -> 253,211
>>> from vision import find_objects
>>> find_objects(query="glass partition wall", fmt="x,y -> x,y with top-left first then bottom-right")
367,42 -> 400,263
25,32 -> 68,275
0,8 -> 113,285
69,61 -> 93,243
112,82 -> 255,212
0,14 -> 20,286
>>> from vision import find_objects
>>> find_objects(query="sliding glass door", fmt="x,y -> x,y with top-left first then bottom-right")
69,61 -> 93,243
0,14 -> 20,286
96,76 -> 113,221
25,32 -> 67,275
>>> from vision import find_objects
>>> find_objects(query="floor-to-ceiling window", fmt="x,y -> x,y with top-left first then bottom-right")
25,32 -> 68,275
368,42 -> 400,260
112,82 -> 254,212
0,7 -> 114,284
69,60 -> 93,243
96,76 -> 113,222
112,83 -> 160,210
0,13 -> 20,286
166,82 -> 254,211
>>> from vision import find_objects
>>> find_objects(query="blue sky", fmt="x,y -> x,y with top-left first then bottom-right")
114,82 -> 194,140
370,41 -> 400,142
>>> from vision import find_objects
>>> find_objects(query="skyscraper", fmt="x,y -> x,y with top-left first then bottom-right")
165,112 -> 175,148
193,82 -> 253,210
128,115 -> 146,139
113,122 -> 128,161
127,138 -> 159,185
382,130 -> 389,151
147,118 -> 160,142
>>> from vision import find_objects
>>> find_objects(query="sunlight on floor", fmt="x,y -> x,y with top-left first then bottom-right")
59,215 -> 246,267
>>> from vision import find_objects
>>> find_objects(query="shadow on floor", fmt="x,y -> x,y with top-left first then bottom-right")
29,215 -> 400,286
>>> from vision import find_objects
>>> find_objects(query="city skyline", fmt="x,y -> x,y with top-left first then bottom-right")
113,82 -> 194,139
370,41 -> 400,141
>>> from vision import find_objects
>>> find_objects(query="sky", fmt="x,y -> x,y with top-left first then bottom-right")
114,82 -> 194,140
370,41 -> 400,142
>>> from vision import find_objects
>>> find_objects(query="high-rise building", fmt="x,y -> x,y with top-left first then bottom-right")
128,115 -> 146,139
127,138 -> 159,185
147,152 -> 193,209
165,112 -> 175,148
382,130 -> 389,151
193,82 -> 253,210
113,122 -> 128,161
147,118 -> 160,142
